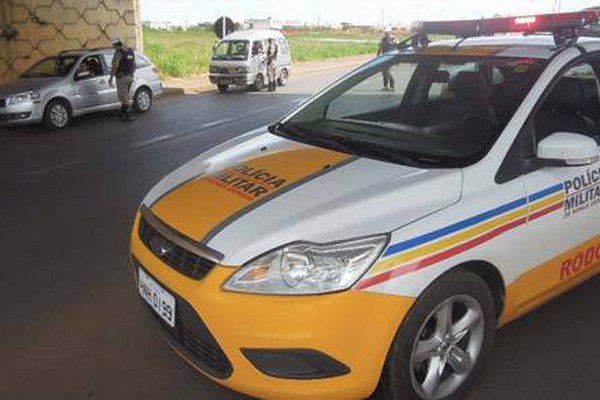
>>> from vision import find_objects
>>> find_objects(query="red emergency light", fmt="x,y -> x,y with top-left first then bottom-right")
414,10 -> 600,42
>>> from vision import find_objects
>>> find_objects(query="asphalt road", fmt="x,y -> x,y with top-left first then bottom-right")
2,62 -> 600,400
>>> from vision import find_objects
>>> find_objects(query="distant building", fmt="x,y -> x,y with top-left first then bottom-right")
143,21 -> 173,30
245,17 -> 283,30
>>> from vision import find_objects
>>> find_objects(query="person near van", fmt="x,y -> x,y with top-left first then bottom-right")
266,38 -> 279,92
109,36 -> 136,121
377,28 -> 397,91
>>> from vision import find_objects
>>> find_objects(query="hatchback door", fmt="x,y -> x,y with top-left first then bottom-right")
72,55 -> 112,111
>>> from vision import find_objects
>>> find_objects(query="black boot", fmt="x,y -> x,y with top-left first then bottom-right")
125,105 -> 135,122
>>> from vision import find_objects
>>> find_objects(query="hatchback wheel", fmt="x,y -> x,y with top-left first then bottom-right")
43,99 -> 71,130
374,270 -> 495,400
217,84 -> 229,93
134,87 -> 153,113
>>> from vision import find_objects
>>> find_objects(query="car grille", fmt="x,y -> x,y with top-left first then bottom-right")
138,215 -> 216,280
134,261 -> 233,379
0,99 -> 5,108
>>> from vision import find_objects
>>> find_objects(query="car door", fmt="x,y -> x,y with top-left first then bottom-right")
102,53 -> 120,105
513,60 -> 600,312
72,55 -> 111,112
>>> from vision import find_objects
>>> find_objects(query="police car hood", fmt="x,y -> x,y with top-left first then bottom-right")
143,129 -> 462,266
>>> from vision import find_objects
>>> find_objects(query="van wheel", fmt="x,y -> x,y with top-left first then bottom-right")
374,270 -> 495,400
217,84 -> 229,93
134,87 -> 153,113
253,74 -> 265,91
43,99 -> 71,130
278,68 -> 289,86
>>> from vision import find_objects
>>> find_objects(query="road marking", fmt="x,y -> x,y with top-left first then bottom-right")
201,117 -> 233,128
130,134 -> 174,149
25,159 -> 84,177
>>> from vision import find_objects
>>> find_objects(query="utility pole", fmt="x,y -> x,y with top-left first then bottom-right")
554,0 -> 561,13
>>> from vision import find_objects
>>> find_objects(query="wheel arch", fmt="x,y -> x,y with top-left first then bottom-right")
451,260 -> 506,319
135,84 -> 153,95
44,96 -> 72,114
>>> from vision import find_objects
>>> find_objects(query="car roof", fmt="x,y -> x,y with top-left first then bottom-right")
222,29 -> 285,41
421,34 -> 600,59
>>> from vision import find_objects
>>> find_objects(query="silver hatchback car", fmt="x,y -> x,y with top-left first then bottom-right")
0,48 -> 163,130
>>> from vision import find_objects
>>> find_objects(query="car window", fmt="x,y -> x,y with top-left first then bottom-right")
327,62 -> 417,119
75,55 -> 104,80
21,56 -> 79,78
136,53 -> 151,69
533,62 -> 600,144
427,62 -> 478,100
281,55 -> 546,168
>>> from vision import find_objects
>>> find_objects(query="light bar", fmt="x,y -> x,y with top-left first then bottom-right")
415,10 -> 600,37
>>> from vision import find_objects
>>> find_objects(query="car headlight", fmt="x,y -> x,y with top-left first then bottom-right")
235,66 -> 249,74
224,235 -> 388,295
9,90 -> 40,105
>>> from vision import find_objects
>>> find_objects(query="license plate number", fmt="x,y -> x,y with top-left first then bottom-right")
138,268 -> 176,328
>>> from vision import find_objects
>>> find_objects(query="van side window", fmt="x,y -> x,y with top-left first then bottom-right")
278,38 -> 289,55
252,41 -> 263,55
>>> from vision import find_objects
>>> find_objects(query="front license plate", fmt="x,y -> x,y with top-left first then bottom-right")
138,268 -> 176,328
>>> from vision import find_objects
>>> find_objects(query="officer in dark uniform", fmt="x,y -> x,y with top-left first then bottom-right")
266,38 -> 279,92
109,36 -> 136,121
377,28 -> 397,91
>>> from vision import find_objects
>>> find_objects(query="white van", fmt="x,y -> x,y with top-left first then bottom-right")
208,30 -> 292,93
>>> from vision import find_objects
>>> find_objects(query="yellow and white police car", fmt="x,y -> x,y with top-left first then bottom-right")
131,11 -> 600,400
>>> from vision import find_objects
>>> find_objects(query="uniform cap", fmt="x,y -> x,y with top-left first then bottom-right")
112,36 -> 123,45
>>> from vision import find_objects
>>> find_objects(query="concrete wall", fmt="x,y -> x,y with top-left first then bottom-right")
0,0 -> 142,84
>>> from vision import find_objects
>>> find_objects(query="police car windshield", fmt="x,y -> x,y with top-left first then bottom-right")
21,55 -> 79,78
277,53 -> 547,168
213,40 -> 249,60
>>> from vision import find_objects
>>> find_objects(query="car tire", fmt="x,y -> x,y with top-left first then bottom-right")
134,87 -> 153,113
252,74 -> 265,91
43,98 -> 71,130
374,270 -> 495,400
277,68 -> 289,86
217,84 -> 229,93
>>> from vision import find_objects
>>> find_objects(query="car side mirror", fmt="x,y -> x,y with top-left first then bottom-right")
537,132 -> 599,167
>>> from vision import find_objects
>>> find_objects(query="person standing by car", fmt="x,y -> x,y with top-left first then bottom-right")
377,27 -> 397,91
266,37 -> 279,92
109,37 -> 136,121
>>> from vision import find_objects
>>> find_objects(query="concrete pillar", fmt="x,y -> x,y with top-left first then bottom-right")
0,0 -> 142,85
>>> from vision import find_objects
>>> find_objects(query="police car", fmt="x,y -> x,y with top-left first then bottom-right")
131,11 -> 600,400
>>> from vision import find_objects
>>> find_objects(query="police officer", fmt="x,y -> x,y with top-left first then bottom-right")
266,38 -> 279,92
109,37 -> 136,121
377,27 -> 396,91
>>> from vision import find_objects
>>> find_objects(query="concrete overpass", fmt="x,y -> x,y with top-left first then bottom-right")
0,0 -> 142,84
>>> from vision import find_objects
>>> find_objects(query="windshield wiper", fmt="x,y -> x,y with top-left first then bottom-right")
270,122 -> 355,154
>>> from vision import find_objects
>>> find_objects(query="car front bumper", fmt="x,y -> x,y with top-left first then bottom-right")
0,101 -> 43,125
130,213 -> 415,400
209,73 -> 254,86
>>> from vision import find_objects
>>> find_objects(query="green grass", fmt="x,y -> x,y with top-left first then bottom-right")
143,27 -> 383,78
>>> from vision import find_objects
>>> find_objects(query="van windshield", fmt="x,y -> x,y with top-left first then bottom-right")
213,40 -> 249,60
274,53 -> 547,168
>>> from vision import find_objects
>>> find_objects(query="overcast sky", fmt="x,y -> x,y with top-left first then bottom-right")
142,0 -> 600,26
